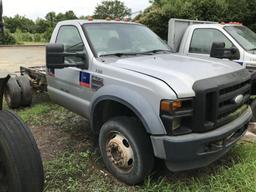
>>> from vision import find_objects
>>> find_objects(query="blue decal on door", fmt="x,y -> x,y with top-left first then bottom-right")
79,72 -> 91,88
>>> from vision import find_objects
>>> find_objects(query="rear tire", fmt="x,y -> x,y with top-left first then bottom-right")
99,116 -> 154,185
16,75 -> 32,107
0,110 -> 44,192
4,77 -> 21,109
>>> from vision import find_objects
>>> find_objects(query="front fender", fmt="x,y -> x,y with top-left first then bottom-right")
90,85 -> 167,135
0,73 -> 9,110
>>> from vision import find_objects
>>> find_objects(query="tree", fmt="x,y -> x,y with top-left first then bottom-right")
136,0 -> 256,40
94,0 -> 131,19
0,29 -> 16,45
35,18 -> 49,33
45,12 -> 57,28
3,15 -> 35,33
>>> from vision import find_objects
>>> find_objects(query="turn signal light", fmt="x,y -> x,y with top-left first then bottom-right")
160,100 -> 182,113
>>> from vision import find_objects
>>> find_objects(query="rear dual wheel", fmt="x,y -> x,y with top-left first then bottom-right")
4,76 -> 32,109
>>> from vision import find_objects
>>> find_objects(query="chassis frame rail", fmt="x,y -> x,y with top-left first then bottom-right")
20,65 -> 47,91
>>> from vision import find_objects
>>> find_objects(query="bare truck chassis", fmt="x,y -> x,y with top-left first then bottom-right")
19,65 -> 47,91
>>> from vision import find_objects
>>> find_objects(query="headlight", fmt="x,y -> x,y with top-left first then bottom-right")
160,99 -> 193,135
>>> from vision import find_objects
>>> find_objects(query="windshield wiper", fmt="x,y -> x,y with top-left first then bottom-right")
99,52 -> 140,57
99,49 -> 172,57
139,49 -> 172,55
249,48 -> 256,51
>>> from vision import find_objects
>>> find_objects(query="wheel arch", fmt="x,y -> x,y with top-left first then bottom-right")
89,85 -> 166,135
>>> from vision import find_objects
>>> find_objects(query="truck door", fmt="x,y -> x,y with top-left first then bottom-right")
47,25 -> 93,117
187,28 -> 241,62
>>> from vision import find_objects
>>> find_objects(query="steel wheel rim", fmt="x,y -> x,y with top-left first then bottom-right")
106,132 -> 134,172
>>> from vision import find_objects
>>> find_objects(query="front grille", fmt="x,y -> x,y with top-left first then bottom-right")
192,69 -> 251,133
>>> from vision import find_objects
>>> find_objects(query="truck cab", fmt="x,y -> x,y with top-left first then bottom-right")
46,19 -> 253,185
169,18 -> 256,69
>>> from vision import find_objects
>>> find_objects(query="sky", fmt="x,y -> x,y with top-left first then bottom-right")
2,0 -> 151,20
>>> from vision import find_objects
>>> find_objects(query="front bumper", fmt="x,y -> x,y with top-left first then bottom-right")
151,106 -> 252,172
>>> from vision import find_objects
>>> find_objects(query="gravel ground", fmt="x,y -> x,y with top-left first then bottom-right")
0,46 -> 45,73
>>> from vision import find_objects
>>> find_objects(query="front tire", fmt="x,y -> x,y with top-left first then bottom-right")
99,116 -> 154,185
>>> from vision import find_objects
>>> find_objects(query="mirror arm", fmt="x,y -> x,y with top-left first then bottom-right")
47,63 -> 86,69
47,52 -> 85,58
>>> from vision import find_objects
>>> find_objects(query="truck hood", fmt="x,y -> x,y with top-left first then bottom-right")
109,53 -> 243,98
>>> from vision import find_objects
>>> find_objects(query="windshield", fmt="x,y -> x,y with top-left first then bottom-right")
224,25 -> 256,51
83,23 -> 170,57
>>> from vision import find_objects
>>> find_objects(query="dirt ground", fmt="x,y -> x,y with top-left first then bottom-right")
0,46 -> 45,73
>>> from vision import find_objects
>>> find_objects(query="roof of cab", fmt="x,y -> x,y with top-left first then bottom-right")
188,23 -> 243,30
57,19 -> 141,26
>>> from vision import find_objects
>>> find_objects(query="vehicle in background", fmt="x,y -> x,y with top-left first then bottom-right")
168,18 -> 256,69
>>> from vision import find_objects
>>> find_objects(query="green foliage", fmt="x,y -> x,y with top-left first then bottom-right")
35,18 -> 50,33
12,29 -> 47,43
3,15 -> 35,33
0,29 -> 16,45
137,0 -> 256,40
94,0 -> 131,19
3,10 -> 78,43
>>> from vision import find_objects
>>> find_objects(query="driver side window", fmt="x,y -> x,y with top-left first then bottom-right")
56,25 -> 86,65
189,28 -> 234,54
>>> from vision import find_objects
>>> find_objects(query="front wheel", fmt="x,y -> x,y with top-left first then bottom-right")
99,117 -> 154,185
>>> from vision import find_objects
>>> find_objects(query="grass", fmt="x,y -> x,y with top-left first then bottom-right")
19,42 -> 47,46
7,94 -> 256,192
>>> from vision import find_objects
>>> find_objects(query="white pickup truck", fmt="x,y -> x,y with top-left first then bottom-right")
168,18 -> 256,69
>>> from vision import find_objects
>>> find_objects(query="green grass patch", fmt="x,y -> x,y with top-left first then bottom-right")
41,142 -> 256,192
16,101 -> 55,126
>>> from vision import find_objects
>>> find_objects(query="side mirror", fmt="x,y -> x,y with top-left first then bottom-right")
210,42 -> 240,60
46,43 -> 86,69
46,44 -> 64,68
